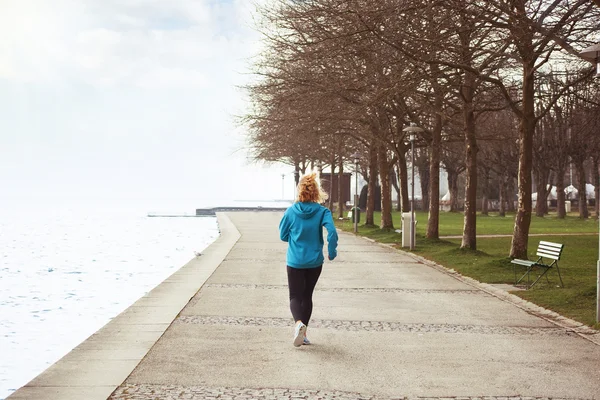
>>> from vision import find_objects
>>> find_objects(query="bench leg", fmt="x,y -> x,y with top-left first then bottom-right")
529,267 -> 550,288
516,267 -> 534,288
516,265 -> 550,289
555,263 -> 564,288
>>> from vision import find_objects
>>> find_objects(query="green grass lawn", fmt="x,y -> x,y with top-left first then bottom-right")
365,210 -> 600,236
337,211 -> 600,329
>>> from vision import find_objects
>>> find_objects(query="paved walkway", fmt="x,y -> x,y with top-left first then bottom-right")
9,212 -> 600,399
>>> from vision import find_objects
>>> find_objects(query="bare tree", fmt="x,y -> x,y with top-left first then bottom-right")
244,0 -> 598,256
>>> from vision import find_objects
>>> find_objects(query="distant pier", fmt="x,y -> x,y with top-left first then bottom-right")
147,214 -> 205,217
195,206 -> 289,216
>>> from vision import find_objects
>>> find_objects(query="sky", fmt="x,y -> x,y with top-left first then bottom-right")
0,0 -> 296,214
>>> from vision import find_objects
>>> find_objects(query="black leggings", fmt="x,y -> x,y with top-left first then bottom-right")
286,265 -> 322,326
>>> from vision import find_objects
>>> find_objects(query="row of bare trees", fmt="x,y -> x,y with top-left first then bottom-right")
242,0 -> 600,258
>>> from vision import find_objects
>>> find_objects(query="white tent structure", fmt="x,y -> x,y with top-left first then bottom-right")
564,184 -> 578,199
563,184 -> 595,199
586,183 -> 595,199
532,184 -> 595,201
440,191 -> 452,211
532,185 -> 559,201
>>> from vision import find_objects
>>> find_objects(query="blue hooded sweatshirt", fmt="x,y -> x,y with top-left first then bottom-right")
279,202 -> 338,269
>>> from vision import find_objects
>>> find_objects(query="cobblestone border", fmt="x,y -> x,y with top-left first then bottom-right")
187,285 -> 483,308
176,315 -> 572,336
358,238 -> 600,345
223,258 -> 283,263
109,383 -> 589,400
333,260 -> 418,264
226,248 -> 393,254
203,283 -> 483,295
227,247 -> 284,251
223,259 -> 414,264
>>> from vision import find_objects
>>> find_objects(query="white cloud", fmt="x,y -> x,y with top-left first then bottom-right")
0,0 -> 255,87
70,27 -> 217,88
0,1 -> 72,82
0,0 -> 290,211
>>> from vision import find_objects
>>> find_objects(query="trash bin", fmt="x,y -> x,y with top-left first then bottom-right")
565,200 -> 571,213
401,212 -> 412,248
351,207 -> 361,224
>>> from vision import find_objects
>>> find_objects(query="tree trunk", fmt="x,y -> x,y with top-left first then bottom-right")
556,167 -> 566,219
427,68 -> 443,239
461,72 -> 477,250
328,155 -> 336,212
419,164 -> 430,212
481,170 -> 489,216
449,171 -> 460,212
509,61 -> 535,259
427,119 -> 442,239
394,165 -> 402,212
576,161 -> 589,219
593,158 -> 600,219
337,155 -> 344,220
542,171 -> 551,215
300,160 -> 307,175
507,177 -> 516,212
535,168 -> 549,217
542,184 -> 550,214
499,173 -> 507,217
294,161 -> 301,200
378,144 -> 394,229
390,168 -> 401,212
366,143 -> 378,226
398,148 -> 410,212
294,162 -> 300,185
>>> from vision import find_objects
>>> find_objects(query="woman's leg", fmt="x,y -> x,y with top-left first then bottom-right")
300,266 -> 322,326
286,266 -> 305,323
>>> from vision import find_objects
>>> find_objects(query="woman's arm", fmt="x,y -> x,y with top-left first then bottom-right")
322,209 -> 338,260
279,211 -> 291,242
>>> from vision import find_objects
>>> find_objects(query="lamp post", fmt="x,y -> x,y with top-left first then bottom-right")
580,43 -> 600,323
403,124 -> 424,250
351,152 -> 361,233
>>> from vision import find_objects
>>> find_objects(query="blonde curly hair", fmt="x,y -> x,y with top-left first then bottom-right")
297,172 -> 328,203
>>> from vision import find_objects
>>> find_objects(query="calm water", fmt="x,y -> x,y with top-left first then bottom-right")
0,209 -> 218,399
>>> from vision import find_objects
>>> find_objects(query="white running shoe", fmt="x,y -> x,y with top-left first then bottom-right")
293,322 -> 306,347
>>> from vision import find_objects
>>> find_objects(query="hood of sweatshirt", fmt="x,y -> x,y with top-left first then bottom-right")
290,202 -> 321,219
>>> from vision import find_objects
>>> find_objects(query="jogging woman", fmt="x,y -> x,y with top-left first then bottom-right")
279,172 -> 338,347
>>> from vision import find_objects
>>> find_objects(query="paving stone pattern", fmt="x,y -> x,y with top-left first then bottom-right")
175,315 -> 572,336
109,384 -> 583,400
203,283 -> 482,295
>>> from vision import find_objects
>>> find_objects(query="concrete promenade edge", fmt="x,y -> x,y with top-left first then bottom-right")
6,213 -> 240,400
7,211 -> 600,399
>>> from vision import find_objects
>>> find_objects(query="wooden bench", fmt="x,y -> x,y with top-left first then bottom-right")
511,241 -> 565,289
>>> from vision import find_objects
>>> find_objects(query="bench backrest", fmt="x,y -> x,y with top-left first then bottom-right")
536,241 -> 564,260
